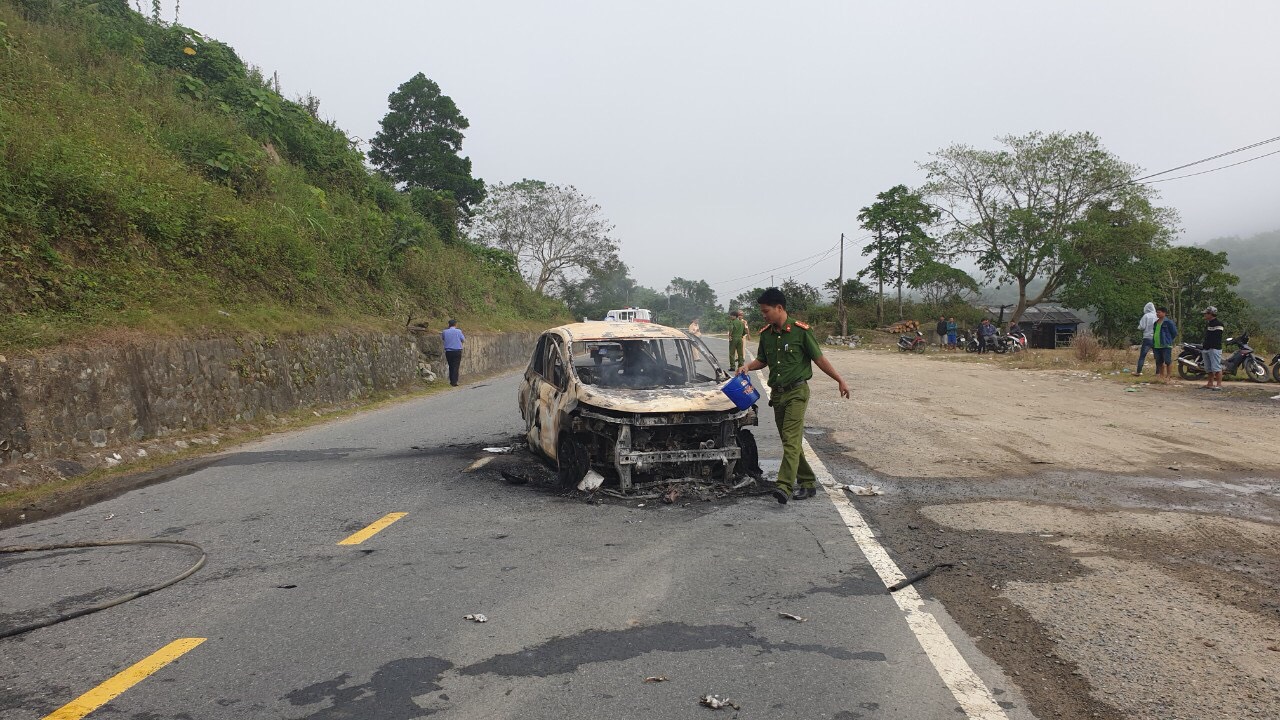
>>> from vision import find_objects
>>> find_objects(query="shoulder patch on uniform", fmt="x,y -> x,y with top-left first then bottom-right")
794,320 -> 810,330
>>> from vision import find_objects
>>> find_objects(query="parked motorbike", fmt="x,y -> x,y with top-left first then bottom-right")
898,330 -> 927,354
1272,353 -> 1280,383
1177,335 -> 1269,382
994,331 -> 1027,354
960,330 -> 979,353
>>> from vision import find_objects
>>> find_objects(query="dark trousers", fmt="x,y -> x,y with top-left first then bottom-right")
978,337 -> 992,353
1136,338 -> 1153,374
445,350 -> 462,386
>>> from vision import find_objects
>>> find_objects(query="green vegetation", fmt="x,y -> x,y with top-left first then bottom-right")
0,0 -> 561,352
1203,231 -> 1280,335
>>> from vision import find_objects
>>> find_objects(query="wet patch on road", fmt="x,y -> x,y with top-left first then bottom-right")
214,448 -> 374,466
285,656 -> 454,719
458,622 -> 885,679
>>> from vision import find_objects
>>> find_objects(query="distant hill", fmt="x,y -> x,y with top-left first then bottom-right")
0,0 -> 561,351
1201,231 -> 1280,330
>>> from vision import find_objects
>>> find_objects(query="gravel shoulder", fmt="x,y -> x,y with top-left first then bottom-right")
804,346 -> 1280,720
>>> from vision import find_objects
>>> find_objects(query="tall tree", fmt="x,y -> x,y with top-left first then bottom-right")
856,185 -> 940,321
922,131 -> 1174,324
370,73 -> 485,213
469,180 -> 618,295
779,279 -> 822,314
908,262 -> 980,309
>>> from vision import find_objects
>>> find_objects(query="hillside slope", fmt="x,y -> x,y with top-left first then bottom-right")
0,0 -> 560,352
1202,231 -> 1280,330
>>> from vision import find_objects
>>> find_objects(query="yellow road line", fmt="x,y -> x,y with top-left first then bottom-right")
338,512 -> 407,545
464,457 -> 493,472
44,638 -> 206,720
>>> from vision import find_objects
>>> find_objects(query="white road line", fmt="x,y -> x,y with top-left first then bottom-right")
465,456 -> 493,472
747,354 -> 1008,720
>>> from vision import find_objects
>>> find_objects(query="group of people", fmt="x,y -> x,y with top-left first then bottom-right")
1135,303 -> 1226,389
934,316 -> 961,350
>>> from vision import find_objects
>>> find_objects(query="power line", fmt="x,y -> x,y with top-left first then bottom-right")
1138,147 -> 1280,185
708,241 -> 841,287
1132,134 -> 1280,183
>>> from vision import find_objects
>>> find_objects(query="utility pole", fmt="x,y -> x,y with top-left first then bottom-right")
837,232 -> 847,336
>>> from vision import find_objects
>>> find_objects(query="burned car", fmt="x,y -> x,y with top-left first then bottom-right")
518,322 -> 759,490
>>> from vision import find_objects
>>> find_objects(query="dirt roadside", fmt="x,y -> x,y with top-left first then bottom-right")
805,346 -> 1280,720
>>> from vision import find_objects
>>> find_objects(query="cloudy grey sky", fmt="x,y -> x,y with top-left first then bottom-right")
165,0 -> 1279,300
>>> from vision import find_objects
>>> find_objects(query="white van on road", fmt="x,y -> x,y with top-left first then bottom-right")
603,308 -> 652,323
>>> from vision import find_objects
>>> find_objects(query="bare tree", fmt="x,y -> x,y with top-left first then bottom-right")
469,180 -> 618,295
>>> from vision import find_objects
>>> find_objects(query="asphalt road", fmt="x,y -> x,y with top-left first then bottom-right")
0,337 -> 1031,719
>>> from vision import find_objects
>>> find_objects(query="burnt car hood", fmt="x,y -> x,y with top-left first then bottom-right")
577,384 -> 738,414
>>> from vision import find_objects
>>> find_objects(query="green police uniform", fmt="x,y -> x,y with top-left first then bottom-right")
756,320 -> 822,494
728,317 -> 747,369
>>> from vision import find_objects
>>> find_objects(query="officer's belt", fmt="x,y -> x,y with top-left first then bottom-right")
773,379 -> 808,393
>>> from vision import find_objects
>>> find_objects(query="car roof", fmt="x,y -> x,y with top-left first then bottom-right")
549,321 -> 690,342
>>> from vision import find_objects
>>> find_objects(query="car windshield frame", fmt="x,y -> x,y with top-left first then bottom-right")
569,335 -> 722,390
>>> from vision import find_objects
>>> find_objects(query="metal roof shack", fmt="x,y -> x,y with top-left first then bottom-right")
984,304 -> 1084,349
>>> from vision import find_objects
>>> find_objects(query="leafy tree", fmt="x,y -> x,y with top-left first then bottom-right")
369,73 -> 485,213
922,131 -> 1176,325
469,180 -> 618,295
731,288 -> 769,328
824,277 -> 874,306
856,185 -> 940,321
1156,246 -> 1249,341
779,279 -> 822,314
908,262 -> 980,309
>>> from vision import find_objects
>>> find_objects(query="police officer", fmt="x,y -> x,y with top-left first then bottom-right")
727,309 -> 749,370
737,287 -> 850,504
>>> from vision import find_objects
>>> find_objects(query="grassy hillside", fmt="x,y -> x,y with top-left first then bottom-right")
0,0 -> 561,352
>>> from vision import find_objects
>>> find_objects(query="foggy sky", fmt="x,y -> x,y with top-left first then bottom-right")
161,0 -> 1280,301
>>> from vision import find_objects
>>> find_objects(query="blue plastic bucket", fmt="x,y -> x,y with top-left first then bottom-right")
721,373 -> 761,410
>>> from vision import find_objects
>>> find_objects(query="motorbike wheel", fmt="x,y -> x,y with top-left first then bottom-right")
914,342 -> 926,354
994,342 -> 1008,354
1177,358 -> 1204,380
965,340 -> 977,353
1244,357 -> 1269,383
1273,362 -> 1280,384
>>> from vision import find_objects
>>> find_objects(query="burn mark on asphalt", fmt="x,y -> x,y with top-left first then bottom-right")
284,656 -> 454,719
459,622 -> 885,678
0,587 -> 119,634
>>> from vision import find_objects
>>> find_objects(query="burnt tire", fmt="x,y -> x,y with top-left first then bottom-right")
557,433 -> 590,489
738,428 -> 762,479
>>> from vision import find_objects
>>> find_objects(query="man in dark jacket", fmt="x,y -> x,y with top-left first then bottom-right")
1201,306 -> 1224,390
935,316 -> 948,348
1152,307 -> 1177,381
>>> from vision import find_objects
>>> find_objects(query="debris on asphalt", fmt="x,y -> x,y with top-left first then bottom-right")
644,676 -> 668,683
699,694 -> 741,710
103,513 -> 115,520
839,484 -> 882,496
888,563 -> 955,592
662,487 -> 681,504
463,613 -> 488,623
778,612 -> 806,622
484,446 -> 515,454
577,470 -> 605,492
500,470 -> 530,485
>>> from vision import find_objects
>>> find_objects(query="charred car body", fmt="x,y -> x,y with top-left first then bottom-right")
519,322 -> 759,490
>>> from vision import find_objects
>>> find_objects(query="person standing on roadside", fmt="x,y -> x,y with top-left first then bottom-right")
1201,306 -> 1224,390
727,309 -> 749,370
946,317 -> 958,351
737,288 -> 850,505
1136,302 -> 1157,376
442,319 -> 465,387
936,316 -> 948,348
1152,307 -> 1177,381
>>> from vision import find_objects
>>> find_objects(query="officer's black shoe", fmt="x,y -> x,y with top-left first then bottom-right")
770,488 -> 789,505
792,485 -> 818,500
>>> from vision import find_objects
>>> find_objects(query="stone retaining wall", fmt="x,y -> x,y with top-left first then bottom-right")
0,329 -> 537,484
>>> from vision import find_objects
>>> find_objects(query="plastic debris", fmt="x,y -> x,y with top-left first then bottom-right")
1125,387 -> 1139,393
778,612 -> 806,622
1271,395 -> 1280,401
501,470 -> 530,485
484,447 -> 514,454
644,676 -> 668,683
577,470 -> 605,492
700,695 -> 741,710
839,484 -> 882,496
464,613 -> 488,623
